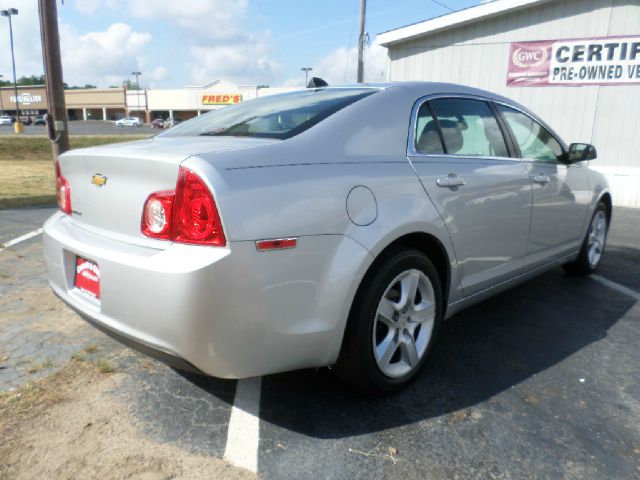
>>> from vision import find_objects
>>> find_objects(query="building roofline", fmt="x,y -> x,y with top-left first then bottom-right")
376,0 -> 552,47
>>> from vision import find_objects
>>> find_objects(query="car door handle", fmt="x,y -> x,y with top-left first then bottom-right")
532,173 -> 551,185
436,174 -> 466,188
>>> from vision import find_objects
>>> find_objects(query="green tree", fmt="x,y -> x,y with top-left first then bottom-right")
0,74 -> 97,89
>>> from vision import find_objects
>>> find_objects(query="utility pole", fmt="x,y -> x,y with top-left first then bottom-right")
38,0 -> 69,161
356,0 -> 367,83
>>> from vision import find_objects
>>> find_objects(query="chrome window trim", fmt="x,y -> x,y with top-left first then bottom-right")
407,93 -> 568,163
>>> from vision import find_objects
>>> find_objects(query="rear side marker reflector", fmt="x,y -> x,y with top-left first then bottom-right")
256,238 -> 297,251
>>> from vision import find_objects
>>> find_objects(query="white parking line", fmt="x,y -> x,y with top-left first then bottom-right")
591,274 -> 640,302
0,228 -> 43,252
223,377 -> 262,473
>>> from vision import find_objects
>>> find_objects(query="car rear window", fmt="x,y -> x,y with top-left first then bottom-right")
159,88 -> 378,140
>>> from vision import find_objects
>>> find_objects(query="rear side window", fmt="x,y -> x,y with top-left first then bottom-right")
496,105 -> 563,162
159,88 -> 377,140
427,98 -> 509,157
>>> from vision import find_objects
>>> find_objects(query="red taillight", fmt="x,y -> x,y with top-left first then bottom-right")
141,190 -> 173,239
141,167 -> 226,247
55,161 -> 72,215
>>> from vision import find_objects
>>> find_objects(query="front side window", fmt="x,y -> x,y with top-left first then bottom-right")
159,88 -> 377,140
429,98 -> 509,157
497,105 -> 563,162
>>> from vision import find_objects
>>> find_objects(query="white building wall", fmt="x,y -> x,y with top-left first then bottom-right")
386,0 -> 640,206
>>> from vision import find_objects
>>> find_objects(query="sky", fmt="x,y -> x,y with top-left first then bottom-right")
0,0 -> 487,89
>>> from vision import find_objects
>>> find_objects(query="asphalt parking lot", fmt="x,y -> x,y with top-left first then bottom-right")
1,206 -> 639,479
0,120 -> 156,136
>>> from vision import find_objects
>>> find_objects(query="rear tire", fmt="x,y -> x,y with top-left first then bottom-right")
335,247 -> 443,395
563,202 -> 609,275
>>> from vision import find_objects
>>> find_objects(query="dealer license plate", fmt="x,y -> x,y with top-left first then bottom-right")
75,257 -> 100,302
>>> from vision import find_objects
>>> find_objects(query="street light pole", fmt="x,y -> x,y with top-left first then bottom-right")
357,0 -> 367,83
132,71 -> 141,118
1,8 -> 21,129
301,67 -> 313,86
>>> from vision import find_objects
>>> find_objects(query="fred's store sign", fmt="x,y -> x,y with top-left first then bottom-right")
202,93 -> 243,105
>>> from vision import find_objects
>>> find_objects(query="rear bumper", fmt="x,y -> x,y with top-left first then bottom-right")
54,288 -> 205,375
43,213 -> 372,378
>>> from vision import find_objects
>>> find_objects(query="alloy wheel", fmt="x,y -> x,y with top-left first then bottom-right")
372,269 -> 436,378
587,210 -> 607,268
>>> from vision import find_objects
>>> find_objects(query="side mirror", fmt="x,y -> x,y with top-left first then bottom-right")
567,143 -> 597,163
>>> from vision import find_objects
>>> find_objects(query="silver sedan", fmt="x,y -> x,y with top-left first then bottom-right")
44,82 -> 611,394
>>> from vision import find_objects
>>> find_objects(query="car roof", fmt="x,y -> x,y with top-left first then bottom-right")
324,81 -> 514,104
319,80 -> 544,125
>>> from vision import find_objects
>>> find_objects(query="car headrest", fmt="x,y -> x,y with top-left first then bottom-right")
417,121 -> 443,154
438,119 -> 463,154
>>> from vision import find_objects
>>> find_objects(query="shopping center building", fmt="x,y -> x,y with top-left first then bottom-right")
0,84 -> 127,120
378,0 -> 640,207
1,80 -> 297,124
0,85 -> 48,117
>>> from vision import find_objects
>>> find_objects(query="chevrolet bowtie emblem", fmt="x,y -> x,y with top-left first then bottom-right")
91,174 -> 107,187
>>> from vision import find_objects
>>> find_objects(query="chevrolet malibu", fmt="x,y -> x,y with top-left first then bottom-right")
44,82 -> 611,394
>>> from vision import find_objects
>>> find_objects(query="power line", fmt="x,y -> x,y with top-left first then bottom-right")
429,0 -> 455,12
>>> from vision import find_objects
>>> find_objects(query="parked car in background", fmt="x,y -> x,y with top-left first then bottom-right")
34,115 -> 47,126
19,116 -> 33,125
0,115 -> 12,126
115,117 -> 142,127
44,82 -> 611,394
164,117 -> 184,128
151,118 -> 165,129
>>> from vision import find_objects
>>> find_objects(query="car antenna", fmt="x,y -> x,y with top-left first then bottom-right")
306,77 -> 328,88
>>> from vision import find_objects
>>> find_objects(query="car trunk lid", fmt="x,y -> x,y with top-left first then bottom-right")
58,136 -> 278,245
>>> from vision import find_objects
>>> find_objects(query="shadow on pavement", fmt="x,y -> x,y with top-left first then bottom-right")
183,257 -> 636,439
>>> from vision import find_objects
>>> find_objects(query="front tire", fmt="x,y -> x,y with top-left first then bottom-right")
563,202 -> 609,275
336,247 -> 443,395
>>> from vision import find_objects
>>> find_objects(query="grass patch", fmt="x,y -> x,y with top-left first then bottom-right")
71,352 -> 86,362
95,359 -> 115,374
0,135 -> 150,209
0,135 -> 150,161
27,359 -> 55,374
1,378 -> 64,418
83,345 -> 98,354
0,360 -> 101,426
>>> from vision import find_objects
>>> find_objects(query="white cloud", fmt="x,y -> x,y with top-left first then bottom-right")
74,0 -> 101,15
149,66 -> 167,82
129,0 -> 247,42
127,0 -> 279,85
189,32 -> 281,86
284,44 -> 389,87
0,1 -> 154,88
72,0 -> 121,15
60,23 -> 152,87
0,1 -> 44,79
